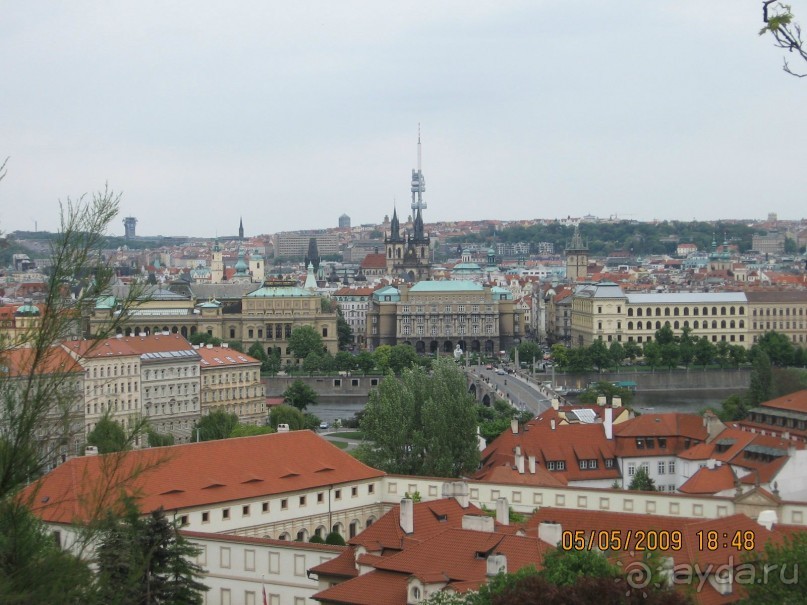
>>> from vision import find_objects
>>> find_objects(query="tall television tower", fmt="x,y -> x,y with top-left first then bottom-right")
410,125 -> 426,212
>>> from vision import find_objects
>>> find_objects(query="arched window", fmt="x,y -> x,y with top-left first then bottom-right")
683,307 -> 689,316
628,308 -> 634,317
665,308 -> 671,316
674,308 -> 680,316
721,320 -> 727,329
693,307 -> 699,316
693,320 -> 699,329
730,320 -> 736,328
637,308 -> 643,317
655,308 -> 661,317
730,306 -> 736,315
628,322 -> 634,330
674,321 -> 680,329
712,307 -> 718,316
656,321 -> 661,329
712,320 -> 718,329
739,320 -> 745,328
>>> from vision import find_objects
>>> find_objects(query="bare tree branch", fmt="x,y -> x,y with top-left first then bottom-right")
761,2 -> 807,77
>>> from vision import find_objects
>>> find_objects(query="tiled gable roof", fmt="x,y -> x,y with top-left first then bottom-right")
25,431 -> 384,524
759,389 -> 807,414
679,464 -> 736,495
360,254 -> 387,270
1,346 -> 84,377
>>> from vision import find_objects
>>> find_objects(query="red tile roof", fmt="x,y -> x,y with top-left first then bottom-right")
197,346 -> 259,367
360,254 -> 387,270
1,346 -> 84,377
759,389 -> 807,414
24,431 -> 384,524
679,464 -> 736,495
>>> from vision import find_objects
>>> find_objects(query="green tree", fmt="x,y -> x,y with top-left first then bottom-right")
539,548 -> 619,586
655,323 -> 675,346
0,183 -> 156,603
336,307 -> 353,350
325,531 -> 346,546
579,382 -> 634,407
229,424 -> 274,438
550,344 -> 568,368
741,530 -> 806,603
146,428 -> 175,448
748,350 -> 773,405
588,339 -> 611,372
694,337 -> 716,367
755,331 -> 796,367
0,499 -> 95,603
728,344 -> 747,368
359,358 -> 479,476
608,341 -> 625,368
287,325 -> 324,360
334,351 -> 356,372
718,393 -> 750,422
189,333 -> 222,347
372,345 -> 393,373
388,344 -> 418,374
88,415 -> 130,454
679,340 -> 695,368
660,342 -> 680,369
247,341 -> 270,371
623,340 -> 642,362
302,352 -> 321,375
355,351 -> 375,375
282,379 -> 318,411
565,347 -> 591,372
642,341 -> 662,369
96,503 -> 208,605
194,409 -> 239,441
628,466 -> 656,491
516,341 -> 542,366
268,404 -> 307,430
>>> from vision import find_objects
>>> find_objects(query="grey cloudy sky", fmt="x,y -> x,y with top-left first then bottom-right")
1,1 -> 805,238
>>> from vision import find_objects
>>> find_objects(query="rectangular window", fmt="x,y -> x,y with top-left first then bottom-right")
222,508 -> 230,520
368,484 -> 375,494
627,463 -> 636,476
262,502 -> 269,513
220,546 -> 231,569
658,461 -> 666,475
294,554 -> 306,577
281,499 -> 288,510
299,495 -> 306,506
351,486 -> 358,497
334,489 -> 342,500
242,505 -> 250,517
245,549 -> 255,571
268,552 -> 280,574
202,511 -> 209,523
668,461 -> 676,474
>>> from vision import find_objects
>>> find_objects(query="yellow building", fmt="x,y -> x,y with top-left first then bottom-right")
197,345 -> 265,426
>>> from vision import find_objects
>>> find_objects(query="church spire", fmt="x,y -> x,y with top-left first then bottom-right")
238,217 -> 244,240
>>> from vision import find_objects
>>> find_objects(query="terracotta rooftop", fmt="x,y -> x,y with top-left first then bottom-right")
24,431 -> 384,524
360,254 -> 387,270
758,389 -> 807,414
678,464 -> 737,495
1,346 -> 84,377
196,346 -> 260,367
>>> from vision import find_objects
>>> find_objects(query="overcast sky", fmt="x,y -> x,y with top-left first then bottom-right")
2,1 -> 805,238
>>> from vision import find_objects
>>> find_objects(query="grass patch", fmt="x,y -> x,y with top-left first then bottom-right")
336,431 -> 364,440
327,439 -> 349,450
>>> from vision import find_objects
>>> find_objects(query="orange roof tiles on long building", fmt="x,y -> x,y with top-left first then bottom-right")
24,431 -> 384,524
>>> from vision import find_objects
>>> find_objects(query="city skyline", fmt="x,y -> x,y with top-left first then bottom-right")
2,1 -> 806,237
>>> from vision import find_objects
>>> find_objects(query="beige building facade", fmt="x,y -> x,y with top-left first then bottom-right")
198,345 -> 265,425
366,280 -> 521,354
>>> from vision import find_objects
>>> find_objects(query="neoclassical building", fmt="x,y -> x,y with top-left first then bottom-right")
88,277 -> 338,365
365,280 -> 521,354
570,282 -> 807,349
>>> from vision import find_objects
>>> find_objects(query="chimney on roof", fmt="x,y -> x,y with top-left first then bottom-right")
511,418 -> 518,434
400,498 -> 414,534
528,455 -> 536,474
612,396 -> 622,408
515,446 -> 525,474
706,458 -> 716,470
597,395 -> 607,406
441,481 -> 470,508
758,510 -> 778,530
462,514 -> 494,533
551,398 -> 559,410
604,406 -> 613,440
222,342 -> 229,348
495,497 -> 509,526
85,446 -> 99,456
550,418 -> 556,431
538,521 -> 562,546
486,553 -> 507,577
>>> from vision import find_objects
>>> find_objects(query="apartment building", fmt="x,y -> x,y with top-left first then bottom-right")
198,345 -> 265,425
